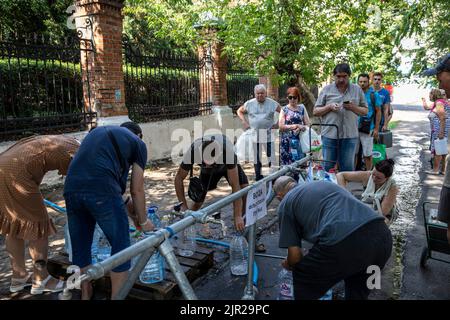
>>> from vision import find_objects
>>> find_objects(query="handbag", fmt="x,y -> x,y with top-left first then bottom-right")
358,92 -> 376,134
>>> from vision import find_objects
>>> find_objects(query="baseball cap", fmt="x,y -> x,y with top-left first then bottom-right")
422,53 -> 450,76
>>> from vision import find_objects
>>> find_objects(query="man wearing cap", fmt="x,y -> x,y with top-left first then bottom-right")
273,177 -> 392,300
423,53 -> 450,244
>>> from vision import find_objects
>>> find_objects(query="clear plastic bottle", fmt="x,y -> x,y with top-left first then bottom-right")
230,233 -> 248,276
140,206 -> 165,284
178,224 -> 197,257
147,205 -> 161,229
277,268 -> 294,300
316,165 -> 325,180
92,224 -> 111,263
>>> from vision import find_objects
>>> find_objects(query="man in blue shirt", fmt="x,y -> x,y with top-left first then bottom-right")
372,72 -> 392,132
274,177 -> 392,300
64,122 -> 152,300
357,73 -> 382,170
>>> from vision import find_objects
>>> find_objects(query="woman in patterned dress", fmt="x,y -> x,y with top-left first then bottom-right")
278,87 -> 311,166
0,135 -> 80,294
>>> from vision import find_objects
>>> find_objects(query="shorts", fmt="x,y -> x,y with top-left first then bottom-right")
200,164 -> 248,192
359,132 -> 374,157
65,192 -> 131,272
438,186 -> 450,223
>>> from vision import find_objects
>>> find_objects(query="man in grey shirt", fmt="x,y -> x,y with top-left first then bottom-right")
313,63 -> 368,172
274,176 -> 392,300
237,84 -> 281,181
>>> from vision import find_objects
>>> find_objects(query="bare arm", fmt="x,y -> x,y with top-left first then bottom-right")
382,104 -> 390,131
281,246 -> 303,270
236,105 -> 250,129
130,163 -> 153,231
373,107 -> 382,141
336,171 -> 371,188
435,102 -> 446,138
303,107 -> 311,126
381,185 -> 398,216
175,166 -> 190,211
227,166 -> 244,232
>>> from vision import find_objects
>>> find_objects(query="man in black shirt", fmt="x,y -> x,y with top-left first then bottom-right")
174,134 -> 248,231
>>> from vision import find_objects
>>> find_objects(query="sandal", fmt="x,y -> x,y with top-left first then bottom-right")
10,272 -> 33,293
30,275 -> 65,295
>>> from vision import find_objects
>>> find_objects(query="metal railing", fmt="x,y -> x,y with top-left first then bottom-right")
58,155 -> 311,300
0,32 -> 96,140
123,37 -> 213,123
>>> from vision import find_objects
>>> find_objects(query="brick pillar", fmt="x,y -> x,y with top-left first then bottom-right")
198,28 -> 228,107
259,71 -> 279,100
76,0 -> 127,119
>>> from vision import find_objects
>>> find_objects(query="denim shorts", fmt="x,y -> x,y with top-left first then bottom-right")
65,192 -> 131,272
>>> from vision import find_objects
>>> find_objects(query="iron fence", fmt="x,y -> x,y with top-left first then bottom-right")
123,37 -> 213,122
0,32 -> 96,140
227,61 -> 258,114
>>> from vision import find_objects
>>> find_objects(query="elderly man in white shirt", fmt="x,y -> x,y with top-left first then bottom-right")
237,84 -> 281,181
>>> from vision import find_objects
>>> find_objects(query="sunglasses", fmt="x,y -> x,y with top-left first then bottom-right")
287,96 -> 298,100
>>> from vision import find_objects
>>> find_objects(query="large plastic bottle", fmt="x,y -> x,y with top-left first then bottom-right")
178,224 -> 197,257
290,137 -> 300,161
277,268 -> 294,300
230,233 -> 248,276
139,205 -> 165,284
316,165 -> 325,180
91,224 -> 111,264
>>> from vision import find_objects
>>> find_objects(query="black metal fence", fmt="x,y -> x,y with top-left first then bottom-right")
227,61 -> 259,114
123,38 -> 213,122
0,32 -> 96,140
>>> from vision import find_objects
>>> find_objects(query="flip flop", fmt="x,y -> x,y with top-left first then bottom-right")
9,272 -> 33,293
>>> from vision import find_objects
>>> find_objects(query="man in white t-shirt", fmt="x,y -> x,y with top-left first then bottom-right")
237,84 -> 281,180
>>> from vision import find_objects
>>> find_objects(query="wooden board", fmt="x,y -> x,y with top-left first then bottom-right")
47,245 -> 215,300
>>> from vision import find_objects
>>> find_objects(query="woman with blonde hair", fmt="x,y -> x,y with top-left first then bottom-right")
422,88 -> 450,173
0,135 -> 80,294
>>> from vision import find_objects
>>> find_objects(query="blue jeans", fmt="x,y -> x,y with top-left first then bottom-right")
322,137 -> 358,172
65,193 -> 131,272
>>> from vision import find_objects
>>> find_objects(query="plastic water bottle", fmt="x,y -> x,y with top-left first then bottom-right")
147,205 -> 161,229
139,205 -> 165,284
178,224 -> 197,257
277,268 -> 294,300
319,289 -> 333,300
290,137 -> 300,161
316,165 -> 325,180
230,233 -> 248,276
139,251 -> 165,284
92,224 -> 111,263
64,223 -> 73,262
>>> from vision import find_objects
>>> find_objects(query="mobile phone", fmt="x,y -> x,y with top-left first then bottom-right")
343,100 -> 350,104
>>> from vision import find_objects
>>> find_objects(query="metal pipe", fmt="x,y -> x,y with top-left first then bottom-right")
69,155 -> 310,299
112,248 -> 155,300
158,239 -> 197,300
243,223 -> 256,300
192,155 -> 311,222
254,253 -> 285,260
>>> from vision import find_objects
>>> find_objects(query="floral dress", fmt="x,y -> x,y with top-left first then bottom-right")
280,104 -> 307,165
430,99 -> 450,154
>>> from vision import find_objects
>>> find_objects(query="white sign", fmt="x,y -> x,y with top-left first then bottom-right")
245,183 -> 267,227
